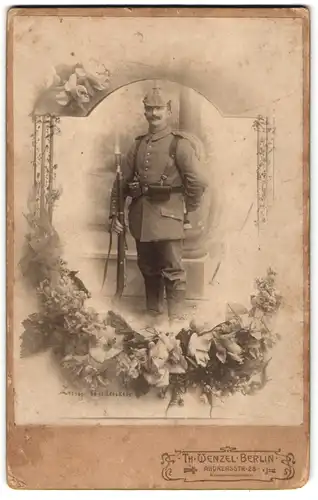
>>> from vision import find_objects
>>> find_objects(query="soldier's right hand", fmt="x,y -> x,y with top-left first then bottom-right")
109,216 -> 124,234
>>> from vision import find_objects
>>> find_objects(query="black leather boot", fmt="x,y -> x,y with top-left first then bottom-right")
166,287 -> 187,322
144,276 -> 165,315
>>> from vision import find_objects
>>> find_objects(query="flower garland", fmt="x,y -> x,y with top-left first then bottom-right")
34,62 -> 110,115
19,201 -> 282,415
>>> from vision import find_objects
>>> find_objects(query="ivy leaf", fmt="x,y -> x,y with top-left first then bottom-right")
176,328 -> 193,354
215,346 -> 227,364
130,375 -> 150,398
250,328 -> 262,340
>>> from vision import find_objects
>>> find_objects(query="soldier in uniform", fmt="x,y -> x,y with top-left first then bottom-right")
109,86 -> 207,323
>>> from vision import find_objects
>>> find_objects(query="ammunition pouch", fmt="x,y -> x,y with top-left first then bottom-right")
146,184 -> 172,202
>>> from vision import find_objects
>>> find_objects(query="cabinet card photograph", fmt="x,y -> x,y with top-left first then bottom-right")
7,7 -> 309,489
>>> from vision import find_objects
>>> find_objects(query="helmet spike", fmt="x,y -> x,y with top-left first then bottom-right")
143,82 -> 171,108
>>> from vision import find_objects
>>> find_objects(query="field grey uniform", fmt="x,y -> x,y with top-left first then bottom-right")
110,88 -> 206,319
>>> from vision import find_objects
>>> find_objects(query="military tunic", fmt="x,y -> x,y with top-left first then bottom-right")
110,126 -> 205,242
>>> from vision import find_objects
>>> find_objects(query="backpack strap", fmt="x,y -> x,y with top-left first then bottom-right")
169,130 -> 204,182
171,130 -> 203,160
133,135 -> 146,178
168,133 -> 183,180
133,132 -> 199,181
169,134 -> 179,162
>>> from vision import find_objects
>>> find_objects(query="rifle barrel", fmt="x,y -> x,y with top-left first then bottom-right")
115,160 -> 126,298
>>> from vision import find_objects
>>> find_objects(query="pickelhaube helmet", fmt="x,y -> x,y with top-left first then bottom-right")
143,83 -> 171,108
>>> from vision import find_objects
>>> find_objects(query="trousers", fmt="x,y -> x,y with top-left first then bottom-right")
135,239 -> 186,319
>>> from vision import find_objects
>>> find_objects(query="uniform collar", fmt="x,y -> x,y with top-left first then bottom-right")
147,125 -> 171,142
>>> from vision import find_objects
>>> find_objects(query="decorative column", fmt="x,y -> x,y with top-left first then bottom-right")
32,114 -> 58,224
33,115 -> 42,218
252,115 -> 276,230
47,115 -> 56,223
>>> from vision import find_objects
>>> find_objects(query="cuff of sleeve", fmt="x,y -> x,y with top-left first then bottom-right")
185,199 -> 199,212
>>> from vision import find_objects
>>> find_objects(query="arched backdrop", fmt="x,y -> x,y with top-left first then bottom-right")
30,62 -> 274,302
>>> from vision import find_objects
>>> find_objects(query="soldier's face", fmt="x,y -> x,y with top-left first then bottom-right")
144,105 -> 171,130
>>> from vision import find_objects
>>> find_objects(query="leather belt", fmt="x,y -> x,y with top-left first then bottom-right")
141,185 -> 184,195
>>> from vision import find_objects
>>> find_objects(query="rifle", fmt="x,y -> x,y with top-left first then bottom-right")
114,152 -> 126,299
101,151 -> 126,299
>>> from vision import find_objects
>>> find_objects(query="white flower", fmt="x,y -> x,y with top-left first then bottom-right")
79,61 -> 110,88
55,72 -> 90,108
89,341 -> 122,367
143,334 -> 187,387
98,325 -> 117,342
188,332 -> 212,367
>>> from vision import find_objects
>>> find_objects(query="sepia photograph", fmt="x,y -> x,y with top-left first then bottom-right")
7,7 -> 309,489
